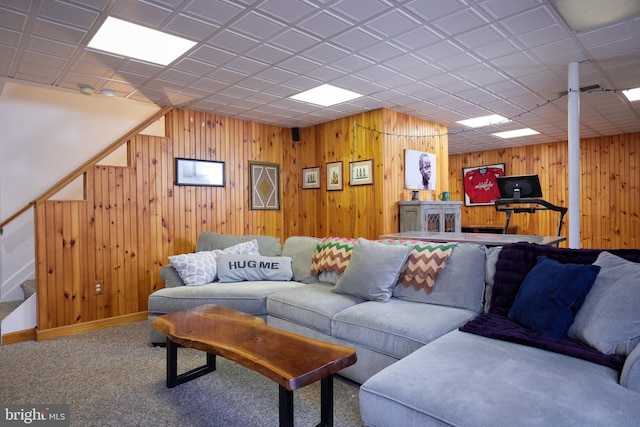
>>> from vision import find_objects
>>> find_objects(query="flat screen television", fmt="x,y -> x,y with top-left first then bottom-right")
497,174 -> 542,200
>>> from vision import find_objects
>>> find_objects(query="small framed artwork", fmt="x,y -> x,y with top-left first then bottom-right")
326,161 -> 343,191
350,159 -> 374,186
175,158 -> 225,187
462,163 -> 506,206
302,167 -> 321,189
249,161 -> 280,210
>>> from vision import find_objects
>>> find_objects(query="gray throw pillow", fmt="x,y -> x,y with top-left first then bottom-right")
217,254 -> 293,282
333,238 -> 410,302
568,251 -> 640,356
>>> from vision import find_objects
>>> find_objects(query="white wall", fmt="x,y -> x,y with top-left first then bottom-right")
0,78 -> 163,301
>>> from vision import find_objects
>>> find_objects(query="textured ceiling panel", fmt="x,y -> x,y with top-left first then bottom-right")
0,0 -> 639,154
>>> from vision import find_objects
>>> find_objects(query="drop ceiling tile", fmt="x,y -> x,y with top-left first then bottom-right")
455,63 -> 505,86
432,7 -> 489,36
359,41 -> 405,62
112,1 -> 176,28
207,29 -> 258,54
26,35 -> 75,58
283,75 -> 323,90
15,62 -> 60,82
173,58 -> 216,76
364,9 -> 421,38
392,26 -> 443,50
119,59 -> 164,76
158,68 -> 200,85
500,6 -> 557,36
383,53 -> 427,73
298,10 -> 352,39
332,27 -> 382,52
414,40 -> 464,62
437,52 -> 479,72
479,0 -> 539,19
245,44 -> 292,63
38,0 -> 99,29
278,55 -> 321,74
206,67 -> 250,84
256,0 -> 318,23
301,43 -> 350,65
164,13 -> 219,40
190,45 -> 236,67
256,67 -> 299,84
330,54 -> 374,74
226,56 -> 270,75
515,24 -> 568,49
191,77 -> 230,92
183,0 -> 245,26
332,0 -> 391,21
403,63 -> 447,81
306,65 -> 347,81
31,18 -> 86,44
0,6 -> 28,31
404,0 -> 466,22
232,11 -> 286,40
269,28 -> 320,53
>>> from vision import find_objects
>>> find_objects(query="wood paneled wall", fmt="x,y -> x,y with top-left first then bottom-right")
34,108 -> 448,333
449,132 -> 639,248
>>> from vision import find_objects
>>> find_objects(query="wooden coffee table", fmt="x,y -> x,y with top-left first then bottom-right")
151,304 -> 357,427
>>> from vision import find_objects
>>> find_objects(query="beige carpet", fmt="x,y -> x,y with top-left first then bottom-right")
0,321 -> 365,426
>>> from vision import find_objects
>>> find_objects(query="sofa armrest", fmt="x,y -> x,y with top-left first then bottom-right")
621,343 -> 640,392
159,265 -> 184,288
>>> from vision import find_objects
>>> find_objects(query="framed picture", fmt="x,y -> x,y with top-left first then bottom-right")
462,163 -> 506,206
302,166 -> 321,189
175,158 -> 225,187
404,149 -> 436,190
326,161 -> 343,191
249,161 -> 280,210
350,159 -> 373,186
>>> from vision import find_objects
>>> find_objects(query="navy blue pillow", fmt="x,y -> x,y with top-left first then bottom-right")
508,256 -> 600,339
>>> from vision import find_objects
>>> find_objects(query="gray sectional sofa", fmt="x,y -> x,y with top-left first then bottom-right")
148,232 -> 640,426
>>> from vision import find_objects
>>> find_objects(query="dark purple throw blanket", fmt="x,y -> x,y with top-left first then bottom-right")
460,242 -> 640,371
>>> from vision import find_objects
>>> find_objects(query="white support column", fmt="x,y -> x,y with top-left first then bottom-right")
567,62 -> 580,248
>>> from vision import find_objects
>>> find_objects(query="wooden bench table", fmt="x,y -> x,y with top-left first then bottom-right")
152,304 -> 357,427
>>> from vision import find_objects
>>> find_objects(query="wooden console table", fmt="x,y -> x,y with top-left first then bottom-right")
380,231 -> 566,247
152,304 -> 357,427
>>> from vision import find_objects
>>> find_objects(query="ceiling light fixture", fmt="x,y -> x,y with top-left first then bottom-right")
290,84 -> 363,107
79,86 -> 94,95
456,114 -> 509,128
88,17 -> 196,66
553,0 -> 640,32
492,128 -> 540,139
622,87 -> 640,102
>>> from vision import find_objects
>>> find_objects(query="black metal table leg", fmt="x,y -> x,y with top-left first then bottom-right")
279,385 -> 294,427
319,375 -> 333,427
166,339 -> 216,388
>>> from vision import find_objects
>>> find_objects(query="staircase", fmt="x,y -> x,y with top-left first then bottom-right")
0,280 -> 36,339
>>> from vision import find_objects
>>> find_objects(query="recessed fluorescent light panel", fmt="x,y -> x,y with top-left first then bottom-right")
554,0 -> 640,32
622,87 -> 640,102
456,114 -> 509,128
88,17 -> 196,66
290,84 -> 363,107
492,128 -> 540,139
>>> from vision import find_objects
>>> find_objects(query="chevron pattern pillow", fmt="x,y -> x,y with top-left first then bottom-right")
379,240 -> 456,294
310,237 -> 356,276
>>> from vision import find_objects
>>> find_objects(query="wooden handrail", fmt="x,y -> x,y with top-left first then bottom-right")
0,106 -> 173,234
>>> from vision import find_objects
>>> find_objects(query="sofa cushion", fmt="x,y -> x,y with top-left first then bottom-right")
333,238 -> 410,302
266,283 -> 362,334
281,236 -> 321,283
332,299 -> 477,359
148,281 -> 303,316
217,254 -> 293,282
508,256 -> 600,339
360,330 -> 640,427
168,239 -> 259,286
568,251 -> 640,356
380,240 -> 455,294
393,243 -> 487,313
195,232 -> 282,256
310,236 -> 355,283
